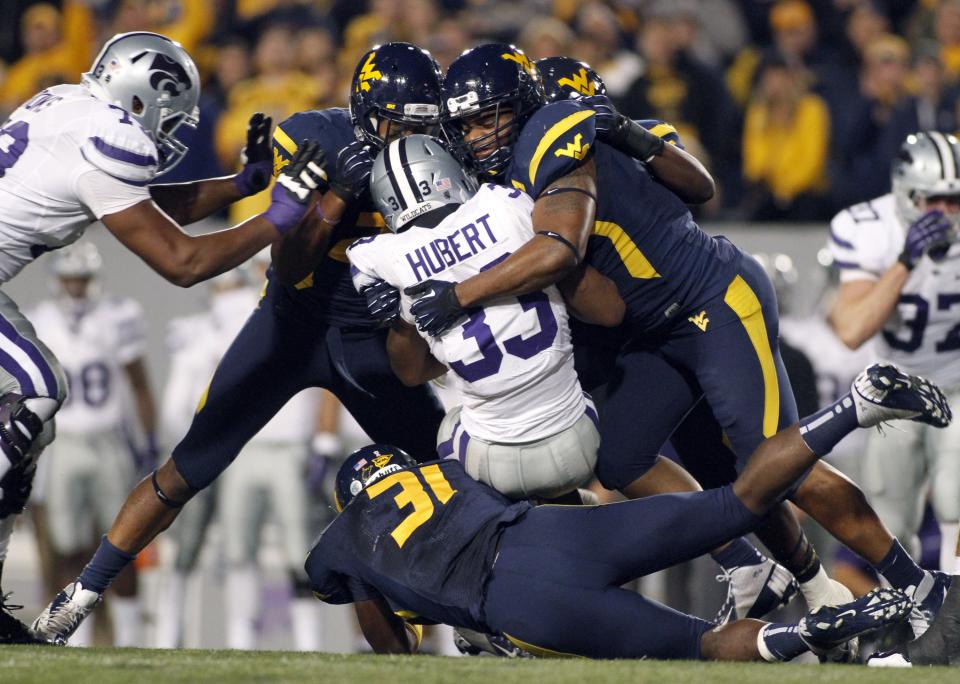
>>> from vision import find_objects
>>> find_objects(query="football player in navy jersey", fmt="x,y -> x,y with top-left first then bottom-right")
306,362 -> 949,660
405,44 -> 948,631
30,43 -> 448,645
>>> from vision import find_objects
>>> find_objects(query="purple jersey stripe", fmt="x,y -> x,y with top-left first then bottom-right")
437,420 -> 459,459
584,402 -> 600,432
833,259 -> 862,270
0,346 -> 36,396
829,229 -> 855,250
79,148 -> 153,186
0,315 -> 59,397
90,136 -> 157,167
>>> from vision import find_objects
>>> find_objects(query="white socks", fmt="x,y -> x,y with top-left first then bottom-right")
290,598 -> 322,651
154,570 -> 187,649
110,597 -> 140,647
226,566 -> 260,650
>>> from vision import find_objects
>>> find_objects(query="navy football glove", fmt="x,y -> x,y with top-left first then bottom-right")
899,210 -> 954,269
235,112 -> 274,196
262,139 -> 327,234
405,279 -> 466,336
362,278 -> 401,327
581,94 -> 663,162
331,140 -> 375,203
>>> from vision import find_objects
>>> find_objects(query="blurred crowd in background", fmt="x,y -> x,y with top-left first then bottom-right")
3,0 -> 960,223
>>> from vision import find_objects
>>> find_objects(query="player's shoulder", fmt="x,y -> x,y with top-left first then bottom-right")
635,118 -> 684,149
831,194 -> 899,241
75,95 -> 159,185
509,100 -> 597,197
25,299 -> 60,323
274,107 -> 353,156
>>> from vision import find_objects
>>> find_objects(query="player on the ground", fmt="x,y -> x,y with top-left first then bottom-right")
829,130 -> 960,636
28,242 -> 155,647
306,362 -> 950,660
405,44 -> 948,640
29,42 -> 448,645
348,135 -> 622,500
0,31 -> 322,643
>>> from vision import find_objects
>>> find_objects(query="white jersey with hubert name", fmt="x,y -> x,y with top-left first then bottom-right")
0,84 -> 156,283
829,193 -> 960,390
348,183 -> 584,443
28,294 -> 146,434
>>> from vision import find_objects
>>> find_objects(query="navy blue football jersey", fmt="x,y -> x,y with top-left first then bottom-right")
306,460 -> 532,631
507,100 -> 741,334
272,108 -> 387,328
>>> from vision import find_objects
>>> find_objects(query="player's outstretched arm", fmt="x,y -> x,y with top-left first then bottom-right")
149,113 -> 274,225
829,270 -> 908,349
103,140 -> 326,287
647,143 -> 715,204
456,158 -> 598,309
387,320 -> 447,386
354,596 -> 419,654
271,191 -> 342,285
558,264 -> 625,326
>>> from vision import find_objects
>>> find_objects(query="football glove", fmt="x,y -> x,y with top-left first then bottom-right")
362,278 -> 401,327
330,140 -> 375,203
234,112 -> 274,196
581,94 -> 663,163
405,279 -> 466,336
262,139 -> 327,234
899,210 -> 954,270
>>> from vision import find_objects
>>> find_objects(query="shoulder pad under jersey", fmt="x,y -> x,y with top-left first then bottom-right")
272,107 -> 355,180
78,104 -> 159,186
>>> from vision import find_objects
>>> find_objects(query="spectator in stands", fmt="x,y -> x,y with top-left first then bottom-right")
833,34 -> 912,206
618,6 -> 740,208
296,24 -> 340,108
741,54 -> 831,221
0,2 -> 93,116
518,16 -> 576,62
422,17 -> 471,70
572,1 -> 642,98
935,0 -> 960,81
215,22 -> 321,222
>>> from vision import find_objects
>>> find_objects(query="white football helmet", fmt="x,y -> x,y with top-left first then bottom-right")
370,134 -> 477,232
81,32 -> 200,174
52,242 -> 102,279
891,131 -> 960,225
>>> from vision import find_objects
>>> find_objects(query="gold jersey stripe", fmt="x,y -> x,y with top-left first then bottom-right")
593,221 -> 661,279
647,122 -> 677,139
504,632 -> 583,658
529,109 -> 595,188
273,126 -> 298,155
723,275 -> 779,437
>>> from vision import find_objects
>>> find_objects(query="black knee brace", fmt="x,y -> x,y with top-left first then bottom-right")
0,393 -> 43,467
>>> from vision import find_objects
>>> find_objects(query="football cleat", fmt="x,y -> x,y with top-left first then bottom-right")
851,363 -> 951,429
866,650 -> 913,667
714,559 -> 799,625
31,581 -> 101,645
452,627 -> 532,658
799,587 -> 912,662
0,593 -> 49,644
906,570 -> 952,639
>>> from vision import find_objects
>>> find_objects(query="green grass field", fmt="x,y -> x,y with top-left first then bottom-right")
0,646 -> 956,684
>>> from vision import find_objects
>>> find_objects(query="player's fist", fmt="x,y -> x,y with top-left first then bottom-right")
405,279 -> 466,336
235,112 -> 274,196
582,94 -> 663,163
262,139 -> 327,234
899,210 -> 954,269
331,140 -> 375,203
362,278 -> 401,327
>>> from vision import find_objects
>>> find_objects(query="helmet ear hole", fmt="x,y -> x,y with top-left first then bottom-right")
131,95 -> 144,115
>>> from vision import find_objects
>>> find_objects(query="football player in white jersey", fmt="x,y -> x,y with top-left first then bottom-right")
348,135 -> 623,501
828,131 -> 960,647
28,241 -> 154,647
0,31 -> 325,643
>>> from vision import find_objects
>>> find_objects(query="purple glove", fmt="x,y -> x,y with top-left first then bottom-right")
362,278 -> 401,327
405,279 -> 466,336
262,139 -> 326,234
331,140 -> 375,202
234,112 -> 273,196
899,210 -> 954,269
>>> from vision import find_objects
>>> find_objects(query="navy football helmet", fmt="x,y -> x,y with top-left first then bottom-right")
536,56 -> 607,103
350,42 -> 443,148
441,43 -> 544,178
334,444 -> 418,510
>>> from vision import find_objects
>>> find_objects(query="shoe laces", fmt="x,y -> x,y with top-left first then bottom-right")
715,567 -> 738,584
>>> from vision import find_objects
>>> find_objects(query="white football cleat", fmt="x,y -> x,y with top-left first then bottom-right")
31,581 -> 101,645
714,559 -> 798,625
851,363 -> 951,429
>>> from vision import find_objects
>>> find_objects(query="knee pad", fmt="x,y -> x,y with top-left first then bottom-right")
0,393 -> 44,468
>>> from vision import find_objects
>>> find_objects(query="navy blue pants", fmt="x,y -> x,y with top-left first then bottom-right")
594,256 -> 799,491
483,486 -> 760,659
172,280 -> 445,490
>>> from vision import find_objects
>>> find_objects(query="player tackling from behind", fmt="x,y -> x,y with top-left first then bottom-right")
0,31 -> 325,642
